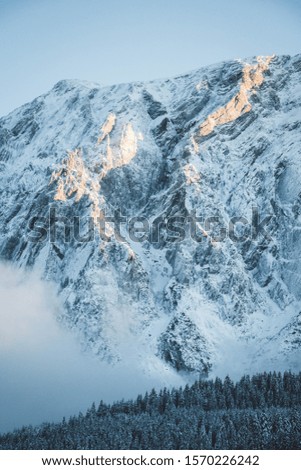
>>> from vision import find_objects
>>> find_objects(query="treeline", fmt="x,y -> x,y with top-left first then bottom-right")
0,371 -> 300,450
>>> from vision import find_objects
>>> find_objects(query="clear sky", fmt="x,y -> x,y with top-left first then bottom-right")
0,0 -> 300,117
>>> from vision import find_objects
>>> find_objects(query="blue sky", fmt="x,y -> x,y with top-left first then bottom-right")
0,0 -> 300,116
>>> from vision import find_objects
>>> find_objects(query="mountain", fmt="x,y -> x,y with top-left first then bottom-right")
0,54 -> 301,377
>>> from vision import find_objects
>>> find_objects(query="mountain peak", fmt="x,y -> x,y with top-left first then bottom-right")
52,78 -> 102,94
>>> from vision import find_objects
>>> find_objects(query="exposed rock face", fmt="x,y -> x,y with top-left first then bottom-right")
160,312 -> 212,373
199,56 -> 274,136
0,54 -> 301,376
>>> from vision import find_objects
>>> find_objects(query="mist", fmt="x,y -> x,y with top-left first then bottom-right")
0,263 -> 183,433
2,262 -> 295,435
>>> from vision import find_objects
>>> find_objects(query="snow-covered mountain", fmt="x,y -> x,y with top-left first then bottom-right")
1,54 -> 301,377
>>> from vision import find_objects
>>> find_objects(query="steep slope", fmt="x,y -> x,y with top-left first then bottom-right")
0,54 -> 301,376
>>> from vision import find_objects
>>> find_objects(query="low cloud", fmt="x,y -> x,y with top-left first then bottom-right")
0,263 -> 183,433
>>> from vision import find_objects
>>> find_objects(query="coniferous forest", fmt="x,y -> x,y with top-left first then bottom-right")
1,371 -> 301,450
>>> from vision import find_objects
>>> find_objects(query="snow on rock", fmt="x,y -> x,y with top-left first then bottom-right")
0,54 -> 301,379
